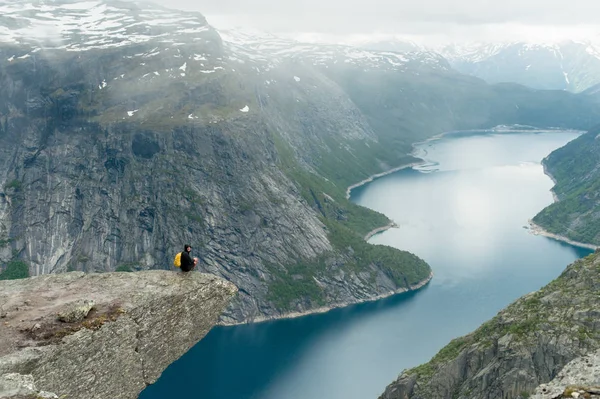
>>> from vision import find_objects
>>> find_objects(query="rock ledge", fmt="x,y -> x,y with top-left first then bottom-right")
0,271 -> 237,399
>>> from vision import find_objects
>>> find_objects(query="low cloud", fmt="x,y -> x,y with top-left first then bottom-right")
147,0 -> 600,43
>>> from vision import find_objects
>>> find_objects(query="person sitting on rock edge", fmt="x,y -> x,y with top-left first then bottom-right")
180,244 -> 198,272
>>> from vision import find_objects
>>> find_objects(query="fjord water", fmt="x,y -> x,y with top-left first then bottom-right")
140,131 -> 591,399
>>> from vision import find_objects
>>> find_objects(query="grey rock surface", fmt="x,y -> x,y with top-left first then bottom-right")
0,271 -> 237,399
57,299 -> 95,323
0,373 -> 58,399
532,349 -> 600,399
0,373 -> 36,397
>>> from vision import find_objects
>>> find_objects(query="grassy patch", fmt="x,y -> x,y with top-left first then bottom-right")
410,362 -> 435,380
4,179 -> 22,191
266,259 -> 327,310
0,260 -> 29,280
508,318 -> 540,337
433,337 -> 470,363
408,336 -> 471,380
115,262 -> 139,272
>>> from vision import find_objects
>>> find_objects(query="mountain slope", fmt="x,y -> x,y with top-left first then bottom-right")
0,0 -> 433,323
1,0 -> 600,323
532,126 -> 600,246
379,251 -> 600,399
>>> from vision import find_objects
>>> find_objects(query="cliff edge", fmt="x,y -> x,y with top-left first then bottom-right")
0,271 -> 237,398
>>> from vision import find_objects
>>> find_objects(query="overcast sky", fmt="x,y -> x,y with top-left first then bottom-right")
149,0 -> 600,44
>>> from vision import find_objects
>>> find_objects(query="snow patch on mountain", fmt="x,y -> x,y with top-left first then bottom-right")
219,27 -> 449,73
0,0 -> 214,51
435,40 -> 600,92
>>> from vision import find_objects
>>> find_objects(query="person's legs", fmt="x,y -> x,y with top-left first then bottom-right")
180,263 -> 192,272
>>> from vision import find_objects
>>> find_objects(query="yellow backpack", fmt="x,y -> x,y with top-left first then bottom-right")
173,252 -> 182,268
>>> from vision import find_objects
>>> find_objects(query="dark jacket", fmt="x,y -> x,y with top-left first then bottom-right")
180,249 -> 195,272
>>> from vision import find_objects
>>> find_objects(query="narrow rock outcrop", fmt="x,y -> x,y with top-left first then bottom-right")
379,251 -> 600,399
0,271 -> 237,399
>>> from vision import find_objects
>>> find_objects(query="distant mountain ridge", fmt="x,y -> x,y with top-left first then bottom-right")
440,41 -> 600,92
219,27 -> 450,73
360,38 -> 600,92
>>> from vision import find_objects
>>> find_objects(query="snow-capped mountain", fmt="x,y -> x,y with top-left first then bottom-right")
435,41 -> 600,92
0,0 -> 452,87
218,27 -> 450,74
350,37 -> 600,92
0,0 -> 217,51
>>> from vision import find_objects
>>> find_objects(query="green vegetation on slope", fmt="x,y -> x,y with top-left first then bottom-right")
3,179 -> 22,191
0,260 -> 29,280
267,131 -> 431,310
533,127 -> 600,246
324,67 -> 600,157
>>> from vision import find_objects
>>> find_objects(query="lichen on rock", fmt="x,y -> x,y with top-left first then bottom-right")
0,372 -> 58,399
57,299 -> 95,323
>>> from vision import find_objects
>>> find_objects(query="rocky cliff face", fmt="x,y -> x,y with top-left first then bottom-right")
0,271 -> 237,399
379,251 -> 600,399
1,0 -> 600,324
0,0 -> 436,324
531,349 -> 600,398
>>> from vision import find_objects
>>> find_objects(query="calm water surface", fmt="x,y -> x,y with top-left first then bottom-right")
140,131 -> 591,399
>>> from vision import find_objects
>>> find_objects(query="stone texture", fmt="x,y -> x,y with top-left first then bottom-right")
57,299 -> 95,323
380,251 -> 600,399
533,350 -> 600,399
0,271 -> 237,399
0,373 -> 36,397
0,373 -> 58,399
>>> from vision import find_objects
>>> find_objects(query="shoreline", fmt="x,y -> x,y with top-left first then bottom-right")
344,127 -> 583,201
527,220 -> 599,251
527,162 -> 598,251
225,128 -> 580,327
222,271 -> 434,326
542,163 -> 560,202
364,221 -> 398,241
345,162 -> 424,199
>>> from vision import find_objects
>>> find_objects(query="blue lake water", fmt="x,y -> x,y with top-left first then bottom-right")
140,131 -> 591,399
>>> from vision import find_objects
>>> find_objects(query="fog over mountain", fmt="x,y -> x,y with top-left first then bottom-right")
131,0 -> 600,92
148,0 -> 600,43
